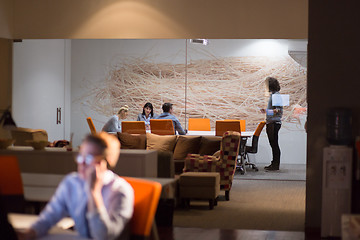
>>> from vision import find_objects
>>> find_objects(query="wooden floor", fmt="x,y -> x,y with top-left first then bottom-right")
157,227 -> 322,240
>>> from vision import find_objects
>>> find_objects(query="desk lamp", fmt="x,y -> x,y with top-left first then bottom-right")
0,107 -> 17,129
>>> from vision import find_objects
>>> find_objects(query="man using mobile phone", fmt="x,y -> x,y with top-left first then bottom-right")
18,132 -> 134,240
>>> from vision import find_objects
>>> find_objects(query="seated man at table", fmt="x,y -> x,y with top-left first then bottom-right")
18,132 -> 134,240
156,102 -> 186,135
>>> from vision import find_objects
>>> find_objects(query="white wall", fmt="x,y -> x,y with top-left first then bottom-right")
12,39 -> 71,142
250,116 -> 307,164
70,39 -> 307,164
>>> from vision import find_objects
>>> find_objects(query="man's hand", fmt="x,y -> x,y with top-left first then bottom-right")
87,160 -> 107,210
87,160 -> 107,192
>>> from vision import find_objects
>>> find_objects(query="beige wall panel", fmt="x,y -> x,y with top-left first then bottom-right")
0,0 -> 13,38
13,0 -> 308,39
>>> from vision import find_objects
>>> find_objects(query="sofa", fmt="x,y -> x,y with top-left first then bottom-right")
11,128 -> 48,146
117,132 -> 222,176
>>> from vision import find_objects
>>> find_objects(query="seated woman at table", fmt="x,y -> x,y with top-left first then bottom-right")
17,132 -> 134,240
136,102 -> 158,130
102,105 -> 129,132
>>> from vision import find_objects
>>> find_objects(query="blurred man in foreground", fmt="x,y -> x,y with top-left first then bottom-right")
18,132 -> 134,240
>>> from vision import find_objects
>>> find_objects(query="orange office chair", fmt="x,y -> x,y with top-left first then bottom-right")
224,119 -> 246,132
122,121 -> 146,135
188,118 -> 211,131
238,121 -> 266,173
0,155 -> 25,213
123,177 -> 162,240
215,120 -> 241,136
150,119 -> 175,135
86,117 -> 97,135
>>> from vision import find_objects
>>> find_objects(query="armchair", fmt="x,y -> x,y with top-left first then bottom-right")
183,131 -> 241,201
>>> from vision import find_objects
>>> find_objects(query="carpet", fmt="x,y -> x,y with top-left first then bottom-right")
173,178 -> 306,231
234,163 -> 306,181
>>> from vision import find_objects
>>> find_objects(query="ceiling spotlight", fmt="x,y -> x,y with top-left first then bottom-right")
190,39 -> 209,46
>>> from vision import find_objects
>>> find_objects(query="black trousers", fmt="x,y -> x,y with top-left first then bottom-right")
266,122 -> 281,167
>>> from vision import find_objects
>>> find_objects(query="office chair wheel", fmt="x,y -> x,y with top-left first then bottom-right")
254,166 -> 259,171
235,165 -> 244,174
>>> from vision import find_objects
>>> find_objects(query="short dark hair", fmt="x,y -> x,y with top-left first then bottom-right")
142,102 -> 154,117
266,77 -> 281,92
162,103 -> 173,112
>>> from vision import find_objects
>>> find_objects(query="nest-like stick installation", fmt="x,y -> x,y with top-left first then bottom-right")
84,55 -> 307,131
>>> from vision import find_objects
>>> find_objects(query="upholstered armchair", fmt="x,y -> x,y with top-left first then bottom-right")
183,131 -> 241,201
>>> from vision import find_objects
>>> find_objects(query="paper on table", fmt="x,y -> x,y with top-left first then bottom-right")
8,213 -> 74,230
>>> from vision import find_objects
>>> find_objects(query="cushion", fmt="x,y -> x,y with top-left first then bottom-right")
146,133 -> 177,152
180,172 -> 220,186
117,132 -> 146,149
198,136 -> 222,155
173,136 -> 202,160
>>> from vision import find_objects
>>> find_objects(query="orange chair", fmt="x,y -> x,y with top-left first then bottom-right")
225,119 -> 246,132
215,120 -> 241,136
188,118 -> 211,131
150,119 -> 175,135
122,121 -> 146,135
86,117 -> 97,135
0,155 -> 25,213
123,177 -> 162,240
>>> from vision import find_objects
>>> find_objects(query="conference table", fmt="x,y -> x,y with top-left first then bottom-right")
187,130 -> 254,137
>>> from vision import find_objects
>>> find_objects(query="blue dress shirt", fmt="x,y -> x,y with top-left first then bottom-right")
156,112 -> 186,135
31,171 -> 134,240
